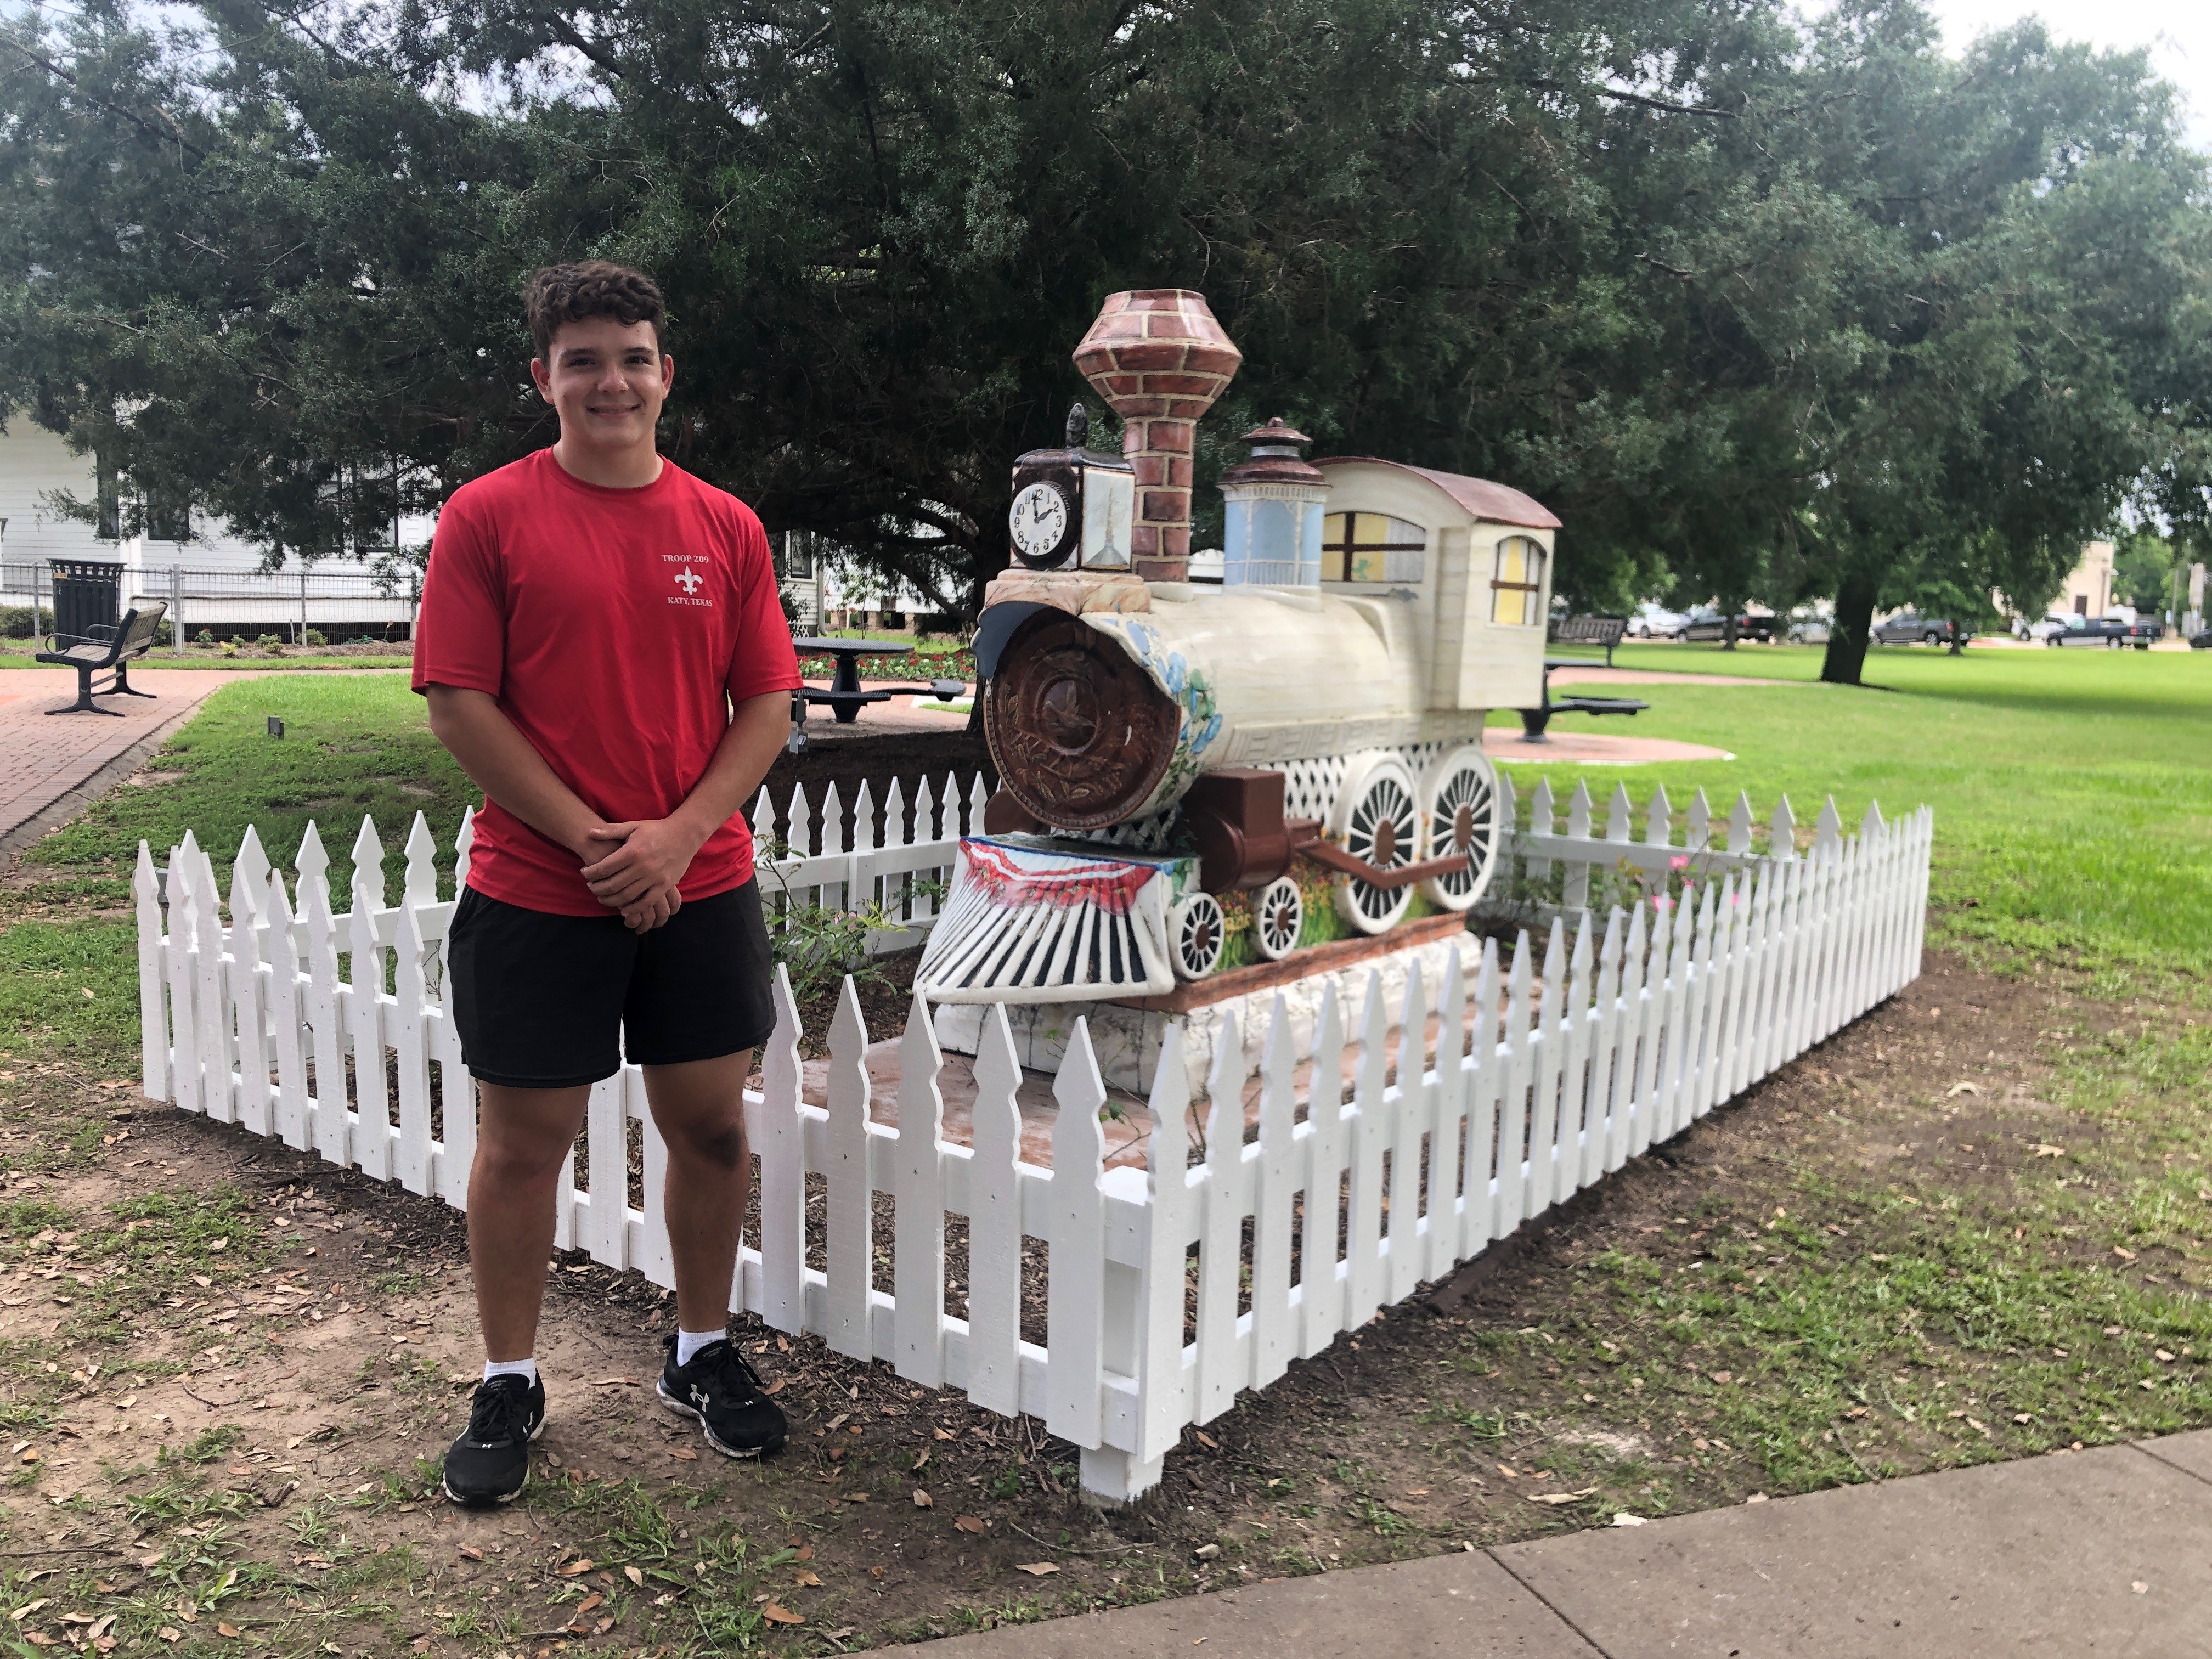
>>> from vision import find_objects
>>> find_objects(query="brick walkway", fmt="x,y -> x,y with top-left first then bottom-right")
0,669 -> 253,855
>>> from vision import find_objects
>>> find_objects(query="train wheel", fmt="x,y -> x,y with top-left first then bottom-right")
1251,876 -> 1304,961
1169,892 -> 1226,980
1419,746 -> 1502,912
1329,752 -> 1418,935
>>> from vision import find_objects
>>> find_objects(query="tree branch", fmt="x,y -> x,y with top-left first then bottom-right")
1,37 -> 208,160
540,13 -> 625,79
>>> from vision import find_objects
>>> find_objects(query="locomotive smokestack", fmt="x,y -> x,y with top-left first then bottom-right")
1072,290 -> 1242,584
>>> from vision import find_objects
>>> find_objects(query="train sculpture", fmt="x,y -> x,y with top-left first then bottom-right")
916,291 -> 1558,1004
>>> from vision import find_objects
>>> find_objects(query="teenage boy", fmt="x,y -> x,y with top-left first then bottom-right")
414,261 -> 801,1506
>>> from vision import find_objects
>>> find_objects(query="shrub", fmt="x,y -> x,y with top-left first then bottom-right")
0,606 -> 35,639
196,628 -> 215,645
302,628 -> 328,647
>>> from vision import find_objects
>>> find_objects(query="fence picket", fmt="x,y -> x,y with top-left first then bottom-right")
1428,945 -> 1470,1283
1344,979 -> 1391,1327
298,827 -> 348,1167
1527,923 -> 1566,1216
1251,997 -> 1299,1389
266,871 -> 310,1150
1494,936 -> 1534,1239
191,846 -> 232,1125
1460,938 -> 1501,1260
825,979 -> 874,1361
966,1003 -> 1024,1416
894,993 -> 948,1388
1137,1028 -> 1193,1463
163,842 -> 200,1114
227,868 -> 271,1136
392,902 -> 435,1193
1046,1022 -> 1109,1447
1195,1013 -> 1249,1420
758,968 -> 806,1335
1386,962 -> 1427,1304
1298,985 -> 1348,1359
346,873 -> 390,1180
134,844 -> 168,1103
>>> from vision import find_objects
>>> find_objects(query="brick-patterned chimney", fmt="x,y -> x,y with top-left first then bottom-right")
1071,290 -> 1242,584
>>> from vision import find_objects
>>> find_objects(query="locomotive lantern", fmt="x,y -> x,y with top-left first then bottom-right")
918,290 -> 1559,1005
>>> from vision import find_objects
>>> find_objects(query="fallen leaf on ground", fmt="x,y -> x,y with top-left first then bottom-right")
1526,1488 -> 1599,1505
458,1545 -> 484,1562
556,1558 -> 595,1577
912,1488 -> 933,1508
2114,1246 -> 2138,1262
933,1427 -> 954,1440
1015,1562 -> 1060,1576
912,1448 -> 931,1471
589,1376 -> 638,1387
792,1568 -> 821,1588
575,1593 -> 603,1615
794,1545 -> 814,1562
762,1604 -> 804,1626
761,1379 -> 787,1395
669,1448 -> 698,1462
624,1566 -> 645,1588
1193,1431 -> 1218,1450
954,1515 -> 986,1534
1611,1513 -> 1648,1527
1946,1081 -> 1977,1097
217,1625 -> 241,1639
2032,1144 -> 2064,1158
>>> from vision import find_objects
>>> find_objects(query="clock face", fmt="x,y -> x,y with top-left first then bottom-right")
1010,481 -> 1073,567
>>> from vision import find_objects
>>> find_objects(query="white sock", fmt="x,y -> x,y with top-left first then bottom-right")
675,1328 -> 724,1367
483,1357 -> 538,1386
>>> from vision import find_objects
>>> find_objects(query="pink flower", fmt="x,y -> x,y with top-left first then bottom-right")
1669,855 -> 1690,871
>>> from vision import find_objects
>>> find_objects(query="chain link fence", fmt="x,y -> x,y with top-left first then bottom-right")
2,560 -> 418,645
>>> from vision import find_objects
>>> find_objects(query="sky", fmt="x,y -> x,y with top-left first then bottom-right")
1917,0 -> 2211,149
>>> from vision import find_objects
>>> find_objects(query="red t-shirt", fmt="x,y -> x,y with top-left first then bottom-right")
413,449 -> 801,916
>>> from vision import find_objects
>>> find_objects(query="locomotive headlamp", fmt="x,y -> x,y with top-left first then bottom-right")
1008,404 -> 1135,572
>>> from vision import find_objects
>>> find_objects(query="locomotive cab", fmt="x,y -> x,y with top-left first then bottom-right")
1308,456 -> 1559,716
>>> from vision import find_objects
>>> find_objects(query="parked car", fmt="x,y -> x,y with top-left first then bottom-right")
1871,611 -> 1967,646
1786,605 -> 1833,645
1678,606 -> 1778,642
2044,614 -> 2163,649
2015,612 -> 2072,642
1628,601 -> 1686,639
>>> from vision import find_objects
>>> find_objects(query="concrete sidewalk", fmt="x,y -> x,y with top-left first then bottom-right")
904,1432 -> 2212,1657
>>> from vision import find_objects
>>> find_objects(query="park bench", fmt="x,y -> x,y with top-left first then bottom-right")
1548,613 -> 1630,668
1517,651 -> 1650,740
37,600 -> 168,716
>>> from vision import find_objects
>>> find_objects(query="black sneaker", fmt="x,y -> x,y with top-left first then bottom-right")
441,1373 -> 545,1506
658,1336 -> 787,1458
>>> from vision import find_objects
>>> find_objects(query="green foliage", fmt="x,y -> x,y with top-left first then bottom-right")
4,0 -> 2203,627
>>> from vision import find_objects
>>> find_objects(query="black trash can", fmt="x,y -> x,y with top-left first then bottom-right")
48,560 -> 123,642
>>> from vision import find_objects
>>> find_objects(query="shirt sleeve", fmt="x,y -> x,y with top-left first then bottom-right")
724,508 -> 804,702
411,487 -> 507,698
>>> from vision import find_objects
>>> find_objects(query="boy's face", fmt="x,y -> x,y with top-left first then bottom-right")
530,317 -> 673,456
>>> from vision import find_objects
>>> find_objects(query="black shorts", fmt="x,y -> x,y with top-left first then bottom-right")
447,879 -> 777,1089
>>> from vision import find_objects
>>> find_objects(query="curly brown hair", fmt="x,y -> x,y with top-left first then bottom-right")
524,261 -> 666,362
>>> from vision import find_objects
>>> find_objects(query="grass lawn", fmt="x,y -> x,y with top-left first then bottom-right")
1,651 -> 2210,1651
1492,640 -> 2212,986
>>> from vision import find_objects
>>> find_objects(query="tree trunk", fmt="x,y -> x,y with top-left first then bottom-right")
1821,568 -> 1882,685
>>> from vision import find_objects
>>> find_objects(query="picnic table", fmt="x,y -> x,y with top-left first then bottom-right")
793,637 -> 968,725
1515,654 -> 1651,741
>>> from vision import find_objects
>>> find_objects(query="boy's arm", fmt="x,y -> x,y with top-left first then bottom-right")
423,684 -> 680,931
577,690 -> 793,911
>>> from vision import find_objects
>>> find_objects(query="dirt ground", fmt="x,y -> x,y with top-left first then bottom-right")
3,947 -> 2207,1657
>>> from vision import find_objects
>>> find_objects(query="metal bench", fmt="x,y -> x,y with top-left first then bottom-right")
1516,653 -> 1650,740
1548,613 -> 1629,668
36,600 -> 168,716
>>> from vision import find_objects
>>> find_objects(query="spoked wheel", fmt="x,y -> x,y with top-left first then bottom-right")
1328,752 -> 1418,935
1251,876 -> 1304,961
1169,891 -> 1226,980
1418,745 -> 1502,912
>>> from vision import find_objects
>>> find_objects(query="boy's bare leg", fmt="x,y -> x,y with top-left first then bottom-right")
469,1082 -> 592,1361
641,1051 -> 754,1330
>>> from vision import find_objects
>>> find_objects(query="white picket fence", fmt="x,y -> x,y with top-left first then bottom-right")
131,787 -> 1931,1503
748,771 -> 979,953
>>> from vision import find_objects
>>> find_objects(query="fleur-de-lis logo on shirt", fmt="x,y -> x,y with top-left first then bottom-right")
674,566 -> 703,595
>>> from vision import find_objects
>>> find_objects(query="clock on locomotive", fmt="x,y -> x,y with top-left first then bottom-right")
1007,404 -> 1135,572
